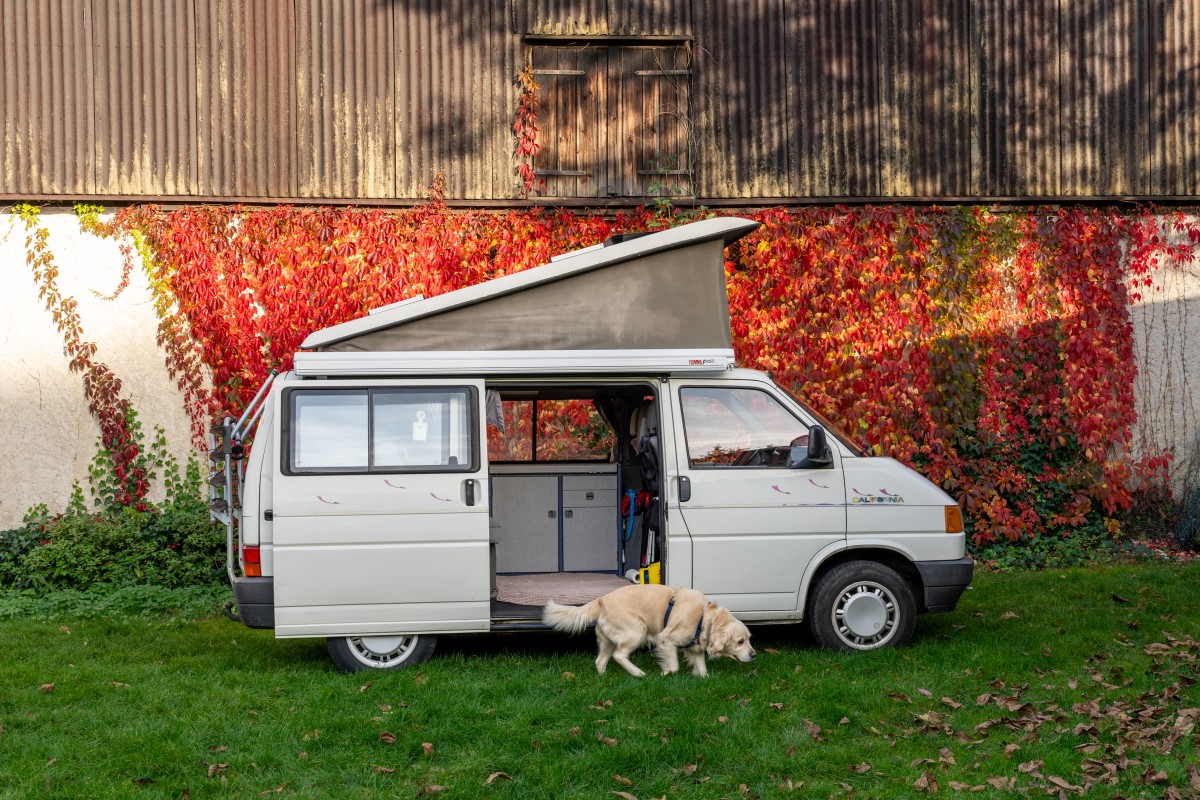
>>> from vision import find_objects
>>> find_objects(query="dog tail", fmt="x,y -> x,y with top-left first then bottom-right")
542,598 -> 601,635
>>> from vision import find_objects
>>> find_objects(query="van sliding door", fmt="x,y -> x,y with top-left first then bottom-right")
271,379 -> 489,637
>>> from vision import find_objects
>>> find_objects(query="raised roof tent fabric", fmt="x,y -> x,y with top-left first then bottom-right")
302,217 -> 760,353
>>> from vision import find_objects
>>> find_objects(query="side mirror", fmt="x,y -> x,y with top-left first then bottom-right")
788,424 -> 832,469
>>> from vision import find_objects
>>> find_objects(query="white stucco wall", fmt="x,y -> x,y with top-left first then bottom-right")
0,209 -> 196,528
1131,224 -> 1200,497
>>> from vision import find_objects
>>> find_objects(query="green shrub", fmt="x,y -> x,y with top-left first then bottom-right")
0,503 -> 224,592
968,526 -> 1119,571
0,421 -> 226,593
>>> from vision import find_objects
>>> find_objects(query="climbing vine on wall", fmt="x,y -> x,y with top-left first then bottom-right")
16,204 -> 150,508
80,202 -> 1197,544
513,65 -> 542,198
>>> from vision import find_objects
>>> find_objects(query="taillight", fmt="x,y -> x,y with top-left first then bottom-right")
944,505 -> 964,534
243,545 -> 262,577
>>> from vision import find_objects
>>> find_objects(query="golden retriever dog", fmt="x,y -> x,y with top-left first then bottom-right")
543,584 -> 755,677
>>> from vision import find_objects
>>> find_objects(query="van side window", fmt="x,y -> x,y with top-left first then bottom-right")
680,387 -> 806,468
287,387 -> 476,474
487,398 -> 614,462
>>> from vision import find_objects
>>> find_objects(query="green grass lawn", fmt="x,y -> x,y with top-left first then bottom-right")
2,564 -> 1198,799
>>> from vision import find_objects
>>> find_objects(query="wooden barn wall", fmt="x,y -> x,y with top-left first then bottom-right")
0,0 -> 1196,202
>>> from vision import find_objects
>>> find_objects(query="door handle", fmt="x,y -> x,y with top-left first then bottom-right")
464,480 -> 476,506
678,476 -> 692,503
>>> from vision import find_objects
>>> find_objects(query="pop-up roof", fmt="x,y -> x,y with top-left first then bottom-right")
301,216 -> 761,353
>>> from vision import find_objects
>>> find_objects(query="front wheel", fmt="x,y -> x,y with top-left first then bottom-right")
809,561 -> 916,652
327,634 -> 438,672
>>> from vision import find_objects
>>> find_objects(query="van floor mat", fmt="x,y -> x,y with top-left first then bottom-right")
495,572 -> 630,606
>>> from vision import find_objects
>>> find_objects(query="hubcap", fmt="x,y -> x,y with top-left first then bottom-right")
833,581 -> 897,649
349,635 -> 418,667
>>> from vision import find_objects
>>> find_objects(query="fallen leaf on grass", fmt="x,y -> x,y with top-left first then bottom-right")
612,792 -> 637,800
986,776 -> 1015,789
948,780 -> 984,791
595,731 -> 618,746
1003,743 -> 1021,757
39,684 -> 55,694
1111,593 -> 1129,603
372,766 -> 394,775
614,774 -> 634,786
258,782 -> 290,796
206,763 -> 229,778
850,762 -> 871,773
359,682 -> 372,693
422,742 -> 435,756
890,692 -> 912,703
485,772 -> 511,784
769,703 -> 784,711
1000,611 -> 1019,620
717,716 -> 728,725
803,719 -> 822,740
417,785 -> 445,796
914,769 -> 938,793
379,731 -> 397,744
941,696 -> 963,709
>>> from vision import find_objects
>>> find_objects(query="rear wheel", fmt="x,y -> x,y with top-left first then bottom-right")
809,561 -> 916,652
327,634 -> 437,672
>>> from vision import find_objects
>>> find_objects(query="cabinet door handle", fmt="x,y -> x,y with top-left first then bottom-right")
565,510 -> 574,519
548,510 -> 556,519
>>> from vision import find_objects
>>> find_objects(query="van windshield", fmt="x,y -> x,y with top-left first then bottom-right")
774,384 -> 868,457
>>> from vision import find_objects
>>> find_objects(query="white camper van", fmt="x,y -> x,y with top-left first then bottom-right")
212,217 -> 973,672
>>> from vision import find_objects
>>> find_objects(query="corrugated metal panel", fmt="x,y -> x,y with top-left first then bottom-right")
295,0 -> 391,198
693,0 -> 791,198
1151,0 -> 1199,195
395,0 -> 519,200
792,0 -> 883,196
194,0 -> 295,197
92,0 -> 196,196
879,0 -> 973,196
1,0 -> 93,194
514,0 -> 693,36
1059,0 -> 1149,196
976,0 -> 1061,196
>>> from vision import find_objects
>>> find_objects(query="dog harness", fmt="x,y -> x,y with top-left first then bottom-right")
662,595 -> 705,649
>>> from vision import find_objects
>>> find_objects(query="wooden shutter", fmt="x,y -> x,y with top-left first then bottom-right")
531,43 -> 690,199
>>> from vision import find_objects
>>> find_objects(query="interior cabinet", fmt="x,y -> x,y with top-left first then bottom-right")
492,472 -> 618,573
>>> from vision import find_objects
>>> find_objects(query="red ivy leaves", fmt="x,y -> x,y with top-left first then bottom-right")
87,203 -> 1196,543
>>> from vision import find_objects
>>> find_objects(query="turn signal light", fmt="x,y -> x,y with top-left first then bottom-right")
242,545 -> 262,577
945,505 -> 964,533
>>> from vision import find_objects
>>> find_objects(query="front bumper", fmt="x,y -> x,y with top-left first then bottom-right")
914,557 -> 974,613
229,577 -> 275,629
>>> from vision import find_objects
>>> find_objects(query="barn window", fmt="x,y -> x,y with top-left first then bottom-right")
527,40 -> 691,199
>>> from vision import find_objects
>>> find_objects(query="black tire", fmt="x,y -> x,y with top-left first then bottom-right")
808,561 -> 916,652
326,634 -> 438,672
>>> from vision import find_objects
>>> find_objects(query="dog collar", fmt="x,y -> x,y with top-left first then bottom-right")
663,596 -> 705,649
